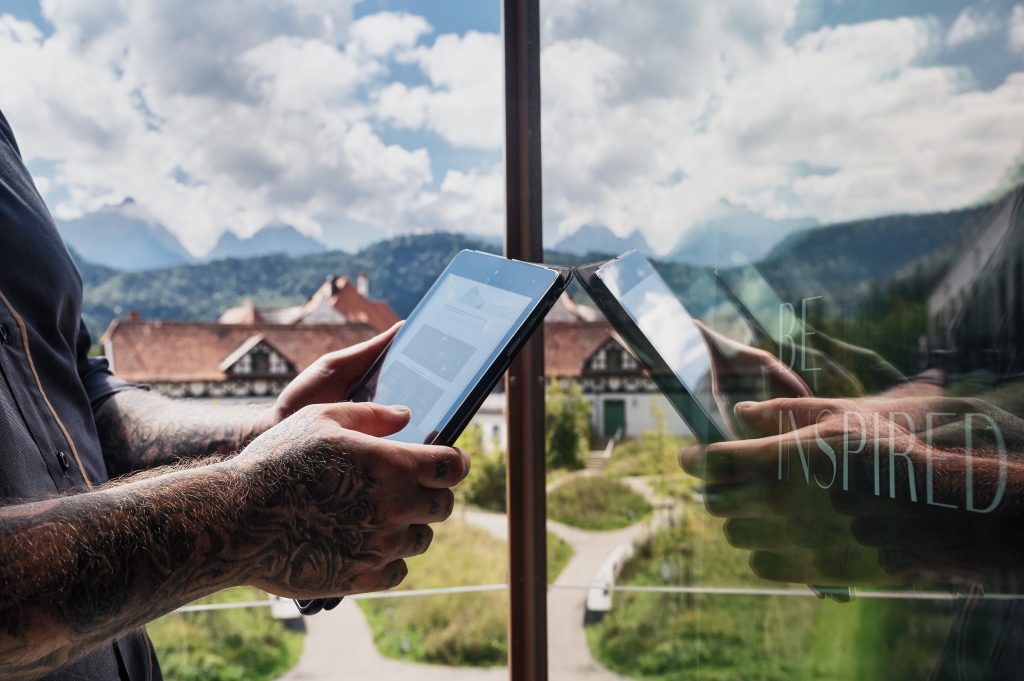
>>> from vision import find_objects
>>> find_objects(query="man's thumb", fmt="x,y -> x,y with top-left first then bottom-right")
327,402 -> 412,437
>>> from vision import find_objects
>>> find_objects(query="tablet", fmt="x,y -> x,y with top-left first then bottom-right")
298,249 -> 569,615
349,249 -> 570,445
576,251 -> 730,444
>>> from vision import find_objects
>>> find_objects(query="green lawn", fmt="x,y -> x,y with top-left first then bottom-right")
148,586 -> 303,681
359,517 -> 574,667
587,514 -> 952,681
548,475 -> 652,530
603,434 -> 699,499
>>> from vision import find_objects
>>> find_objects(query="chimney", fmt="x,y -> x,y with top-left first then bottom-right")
326,274 -> 338,295
127,310 -> 140,321
357,272 -> 369,297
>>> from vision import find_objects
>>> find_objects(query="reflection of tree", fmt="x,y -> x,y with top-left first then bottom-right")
807,265 -> 935,377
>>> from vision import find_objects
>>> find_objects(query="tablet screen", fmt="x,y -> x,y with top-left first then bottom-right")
351,251 -> 557,444
596,253 -> 731,438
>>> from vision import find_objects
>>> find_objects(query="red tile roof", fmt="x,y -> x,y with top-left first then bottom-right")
314,278 -> 400,333
102,321 -> 377,382
543,321 -> 614,377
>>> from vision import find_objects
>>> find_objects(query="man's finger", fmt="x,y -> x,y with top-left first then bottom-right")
412,446 -> 470,489
734,397 -> 843,436
323,402 -> 412,437
399,524 -> 434,558
349,558 -> 409,594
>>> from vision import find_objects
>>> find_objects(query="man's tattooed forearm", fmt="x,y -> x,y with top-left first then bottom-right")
95,390 -> 267,474
0,439 -> 383,680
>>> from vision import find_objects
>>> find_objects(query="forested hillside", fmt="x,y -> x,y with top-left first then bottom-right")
75,201 -> 991,340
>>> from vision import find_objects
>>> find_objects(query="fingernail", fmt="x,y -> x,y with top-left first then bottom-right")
391,404 -> 411,414
735,401 -> 757,412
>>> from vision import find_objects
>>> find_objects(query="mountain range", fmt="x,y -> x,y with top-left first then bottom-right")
73,199 -> 991,339
552,204 -> 817,264
57,200 -> 329,271
58,199 -> 195,271
668,203 -> 818,266
554,225 -> 653,257
207,224 -> 327,260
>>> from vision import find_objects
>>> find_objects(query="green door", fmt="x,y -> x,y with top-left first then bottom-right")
603,399 -> 626,438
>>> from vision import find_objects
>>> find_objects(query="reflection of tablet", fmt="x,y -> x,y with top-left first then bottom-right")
577,251 -> 729,444
350,249 -> 570,445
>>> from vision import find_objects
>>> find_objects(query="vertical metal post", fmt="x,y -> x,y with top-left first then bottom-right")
502,0 -> 547,680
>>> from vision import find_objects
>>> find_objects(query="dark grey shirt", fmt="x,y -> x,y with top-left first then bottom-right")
0,110 -> 160,680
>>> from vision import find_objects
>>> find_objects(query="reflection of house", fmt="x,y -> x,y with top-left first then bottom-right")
102,273 -> 396,398
928,188 -> 1024,374
543,294 -> 690,441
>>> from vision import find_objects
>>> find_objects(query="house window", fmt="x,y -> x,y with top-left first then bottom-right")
591,351 -> 607,370
621,353 -> 637,370
250,348 -> 270,374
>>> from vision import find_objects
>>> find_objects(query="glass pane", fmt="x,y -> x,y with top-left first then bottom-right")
541,1 -> 1024,678
3,0 -> 511,678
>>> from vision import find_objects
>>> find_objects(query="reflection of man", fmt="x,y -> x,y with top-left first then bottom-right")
0,110 -> 468,680
682,303 -> 1024,677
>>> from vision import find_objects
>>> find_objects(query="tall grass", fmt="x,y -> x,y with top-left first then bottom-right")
148,586 -> 303,681
587,515 -> 951,680
358,518 -> 573,666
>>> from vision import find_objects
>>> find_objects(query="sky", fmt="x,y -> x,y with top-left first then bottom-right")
1,0 -> 1023,256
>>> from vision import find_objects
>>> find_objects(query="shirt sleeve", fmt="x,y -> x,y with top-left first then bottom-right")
76,319 -> 143,411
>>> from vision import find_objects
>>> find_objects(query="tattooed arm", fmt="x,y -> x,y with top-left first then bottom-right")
95,390 -> 268,473
95,324 -> 400,474
0,402 -> 468,681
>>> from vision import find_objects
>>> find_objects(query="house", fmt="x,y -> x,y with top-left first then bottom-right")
543,302 -> 690,442
102,321 -> 378,399
928,187 -> 1024,375
102,273 -> 689,442
102,272 -> 399,399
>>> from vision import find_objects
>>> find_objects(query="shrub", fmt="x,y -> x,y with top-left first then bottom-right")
547,476 -> 651,530
546,379 -> 591,470
148,587 -> 303,681
456,425 -> 507,512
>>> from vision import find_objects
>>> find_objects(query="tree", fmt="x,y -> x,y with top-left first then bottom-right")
545,379 -> 591,470
455,425 -> 506,512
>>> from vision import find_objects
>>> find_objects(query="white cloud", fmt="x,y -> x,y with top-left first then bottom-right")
0,1 -> 456,254
350,11 -> 431,57
374,31 -> 503,149
412,163 -> 505,237
3,1 -> 1023,260
946,6 -> 996,47
1011,5 -> 1024,53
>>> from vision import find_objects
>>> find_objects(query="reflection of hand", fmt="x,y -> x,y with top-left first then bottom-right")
693,322 -> 810,437
679,420 -> 886,588
262,323 -> 402,431
682,398 -> 1024,589
234,402 -> 468,599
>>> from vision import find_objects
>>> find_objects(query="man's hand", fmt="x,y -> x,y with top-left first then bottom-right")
96,324 -> 402,473
0,399 -> 468,679
234,400 -> 468,598
680,396 -> 1024,588
263,323 -> 401,431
